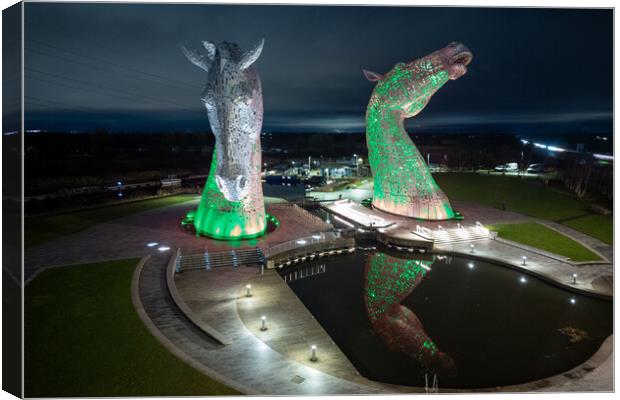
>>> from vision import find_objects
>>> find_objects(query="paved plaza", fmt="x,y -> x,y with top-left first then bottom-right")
24,196 -> 614,394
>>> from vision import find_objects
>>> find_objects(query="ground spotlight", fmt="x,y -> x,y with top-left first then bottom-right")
260,315 -> 267,331
310,345 -> 317,361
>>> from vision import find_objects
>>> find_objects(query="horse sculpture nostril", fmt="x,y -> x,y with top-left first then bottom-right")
236,175 -> 247,189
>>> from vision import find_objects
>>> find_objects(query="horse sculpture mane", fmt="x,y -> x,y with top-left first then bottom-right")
181,39 -> 267,240
364,42 -> 472,220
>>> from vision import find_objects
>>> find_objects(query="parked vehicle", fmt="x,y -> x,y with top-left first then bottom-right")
526,163 -> 544,174
494,162 -> 518,172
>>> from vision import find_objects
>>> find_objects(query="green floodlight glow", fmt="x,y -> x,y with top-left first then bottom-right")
363,42 -> 472,220
189,151 -> 267,240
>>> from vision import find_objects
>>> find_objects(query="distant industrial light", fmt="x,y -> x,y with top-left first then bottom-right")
297,239 -> 307,245
520,139 -> 529,145
312,235 -> 321,240
146,242 -> 158,247
547,146 -> 566,152
533,143 -> 547,149
157,246 -> 170,252
594,153 -> 614,161
310,345 -> 317,361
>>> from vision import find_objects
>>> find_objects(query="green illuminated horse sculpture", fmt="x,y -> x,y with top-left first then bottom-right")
364,42 -> 472,220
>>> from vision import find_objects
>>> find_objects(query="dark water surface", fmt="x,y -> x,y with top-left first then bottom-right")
281,249 -> 612,388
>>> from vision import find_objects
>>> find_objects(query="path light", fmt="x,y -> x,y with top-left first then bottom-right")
522,256 -> 527,266
310,345 -> 317,361
470,244 -> 475,254
245,284 -> 252,297
468,262 -> 474,270
570,297 -> 576,305
572,273 -> 578,284
260,316 -> 267,331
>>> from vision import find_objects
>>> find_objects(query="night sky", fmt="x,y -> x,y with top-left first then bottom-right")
21,3 -> 612,134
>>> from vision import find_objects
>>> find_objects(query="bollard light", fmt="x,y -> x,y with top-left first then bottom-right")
260,316 -> 267,331
310,345 -> 317,362
522,256 -> 527,266
245,284 -> 252,297
572,273 -> 578,284
470,244 -> 475,254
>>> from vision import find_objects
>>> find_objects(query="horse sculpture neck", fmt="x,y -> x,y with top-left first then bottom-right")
366,96 -> 454,220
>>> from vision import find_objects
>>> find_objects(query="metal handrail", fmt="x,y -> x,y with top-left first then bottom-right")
265,231 -> 344,257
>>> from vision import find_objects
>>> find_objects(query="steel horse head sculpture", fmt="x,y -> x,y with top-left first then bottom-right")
182,39 -> 266,239
364,42 -> 473,220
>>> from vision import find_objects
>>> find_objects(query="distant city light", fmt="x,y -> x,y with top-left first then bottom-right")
146,242 -> 158,247
547,146 -> 566,152
296,239 -> 307,245
157,246 -> 170,252
533,143 -> 547,149
594,153 -> 614,161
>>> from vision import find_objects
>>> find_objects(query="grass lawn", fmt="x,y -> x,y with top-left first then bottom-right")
25,259 -> 240,397
563,214 -> 613,245
488,222 -> 602,262
434,172 -> 589,221
25,194 -> 196,247
434,172 -> 612,244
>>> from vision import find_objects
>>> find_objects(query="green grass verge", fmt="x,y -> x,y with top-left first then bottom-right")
488,222 -> 602,262
25,194 -> 196,247
434,172 -> 589,221
25,259 -> 240,397
563,214 -> 613,245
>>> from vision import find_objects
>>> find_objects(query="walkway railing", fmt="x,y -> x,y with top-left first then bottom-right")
264,231 -> 344,258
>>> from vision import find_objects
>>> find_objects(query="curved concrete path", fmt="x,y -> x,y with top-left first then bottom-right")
137,250 -> 383,395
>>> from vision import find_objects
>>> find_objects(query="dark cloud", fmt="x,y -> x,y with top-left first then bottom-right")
23,4 -> 612,133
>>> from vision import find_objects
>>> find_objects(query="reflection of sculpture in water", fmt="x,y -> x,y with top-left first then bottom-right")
181,39 -> 266,239
364,42 -> 472,220
364,252 -> 456,376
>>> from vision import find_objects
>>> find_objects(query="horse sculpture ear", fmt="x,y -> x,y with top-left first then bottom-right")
363,69 -> 383,82
238,38 -> 265,70
181,45 -> 212,73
